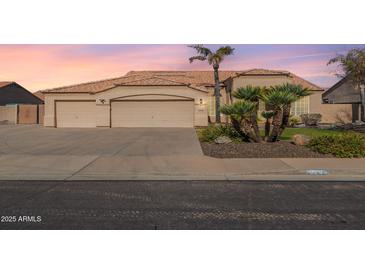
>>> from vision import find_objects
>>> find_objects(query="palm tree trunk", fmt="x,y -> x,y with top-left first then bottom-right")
241,121 -> 260,143
213,64 -> 221,123
278,104 -> 291,136
231,118 -> 250,142
264,118 -> 270,141
251,103 -> 262,142
269,108 -> 282,142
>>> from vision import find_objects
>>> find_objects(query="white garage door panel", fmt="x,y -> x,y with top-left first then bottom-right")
112,101 -> 194,127
56,101 -> 96,128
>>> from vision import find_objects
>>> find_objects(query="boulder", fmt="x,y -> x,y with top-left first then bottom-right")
292,134 -> 310,146
214,136 -> 232,144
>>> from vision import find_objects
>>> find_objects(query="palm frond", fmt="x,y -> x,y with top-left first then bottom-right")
216,46 -> 235,57
261,110 -> 275,119
327,48 -> 365,85
188,45 -> 212,57
207,53 -> 223,65
221,101 -> 256,120
262,88 -> 297,108
233,85 -> 263,101
189,55 -> 207,63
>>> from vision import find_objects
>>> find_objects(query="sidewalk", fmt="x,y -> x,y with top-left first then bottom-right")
1,154 -> 365,181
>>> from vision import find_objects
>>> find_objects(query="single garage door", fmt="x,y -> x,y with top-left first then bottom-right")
56,101 -> 96,128
111,100 -> 194,127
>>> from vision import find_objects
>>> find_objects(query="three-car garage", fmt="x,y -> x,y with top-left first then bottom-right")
48,83 -> 208,128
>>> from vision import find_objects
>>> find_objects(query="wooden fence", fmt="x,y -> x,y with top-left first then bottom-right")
0,104 -> 44,125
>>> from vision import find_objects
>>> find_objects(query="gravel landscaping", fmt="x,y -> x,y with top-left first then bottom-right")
200,141 -> 333,158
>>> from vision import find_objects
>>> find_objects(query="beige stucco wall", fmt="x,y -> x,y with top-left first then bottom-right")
310,92 -> 352,123
231,75 -> 290,92
44,86 -> 208,127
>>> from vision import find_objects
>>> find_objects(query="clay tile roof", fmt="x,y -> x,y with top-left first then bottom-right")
40,73 -> 209,94
40,74 -> 147,94
0,81 -> 13,88
229,68 -> 323,91
39,69 -> 322,94
117,76 -> 186,86
289,73 -> 323,91
125,70 -> 241,86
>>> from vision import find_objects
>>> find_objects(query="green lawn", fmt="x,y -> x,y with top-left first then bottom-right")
272,127 -> 343,140
197,125 -> 346,143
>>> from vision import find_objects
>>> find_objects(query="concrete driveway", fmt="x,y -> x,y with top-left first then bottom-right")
0,125 -> 203,156
1,125 -> 365,181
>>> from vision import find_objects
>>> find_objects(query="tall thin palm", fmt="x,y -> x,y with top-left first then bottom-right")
188,45 -> 235,123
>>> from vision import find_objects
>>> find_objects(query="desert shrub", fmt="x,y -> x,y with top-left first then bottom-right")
300,113 -> 322,126
289,116 -> 301,127
307,133 -> 365,158
198,124 -> 242,142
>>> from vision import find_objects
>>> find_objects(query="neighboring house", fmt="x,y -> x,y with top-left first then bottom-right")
322,77 -> 365,122
0,82 -> 44,125
41,69 -> 350,128
0,81 -> 44,105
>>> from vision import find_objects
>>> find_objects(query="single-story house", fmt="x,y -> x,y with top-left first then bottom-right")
0,81 -> 44,105
40,69 -> 352,128
322,77 -> 365,122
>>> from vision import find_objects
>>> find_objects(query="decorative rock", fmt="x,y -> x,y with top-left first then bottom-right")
214,136 -> 232,144
292,134 -> 310,146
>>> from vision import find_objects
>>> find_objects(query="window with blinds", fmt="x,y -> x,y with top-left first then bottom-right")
291,96 -> 310,116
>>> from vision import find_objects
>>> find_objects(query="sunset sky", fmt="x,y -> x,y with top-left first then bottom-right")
0,44 -> 363,92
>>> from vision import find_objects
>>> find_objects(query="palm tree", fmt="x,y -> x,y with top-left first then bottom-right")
221,100 -> 258,142
188,45 -> 235,123
278,83 -> 311,136
233,86 -> 265,142
262,86 -> 297,142
328,48 -> 365,119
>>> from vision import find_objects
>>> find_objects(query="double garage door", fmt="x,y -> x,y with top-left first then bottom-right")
56,100 -> 194,128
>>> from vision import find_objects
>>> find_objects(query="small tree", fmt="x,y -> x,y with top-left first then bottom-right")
188,45 -> 235,123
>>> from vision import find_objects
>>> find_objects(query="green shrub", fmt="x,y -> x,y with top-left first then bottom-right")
289,115 -> 301,127
198,124 -> 242,143
307,133 -> 365,158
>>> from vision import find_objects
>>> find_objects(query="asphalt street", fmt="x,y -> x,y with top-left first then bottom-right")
1,180 -> 365,229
